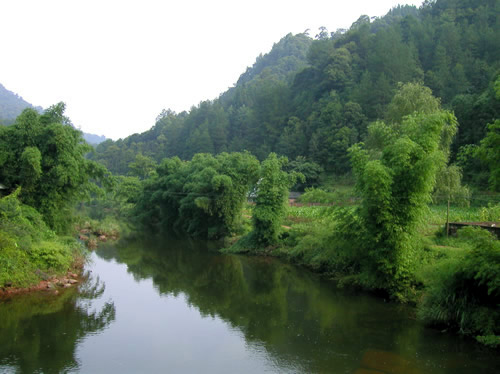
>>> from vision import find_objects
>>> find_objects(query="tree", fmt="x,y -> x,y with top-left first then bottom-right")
432,164 -> 470,206
0,104 -> 112,231
345,83 -> 458,297
385,82 -> 440,124
250,153 -> 303,246
476,119 -> 500,191
128,153 -> 157,180
349,110 -> 457,296
476,76 -> 500,191
135,152 -> 260,239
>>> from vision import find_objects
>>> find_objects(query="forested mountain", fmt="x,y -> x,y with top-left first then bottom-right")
0,83 -> 107,145
92,0 -> 499,186
0,83 -> 43,125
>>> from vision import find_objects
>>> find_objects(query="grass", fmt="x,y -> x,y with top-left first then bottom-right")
426,203 -> 500,225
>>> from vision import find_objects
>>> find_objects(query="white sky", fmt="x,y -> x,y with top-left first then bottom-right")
0,0 -> 422,140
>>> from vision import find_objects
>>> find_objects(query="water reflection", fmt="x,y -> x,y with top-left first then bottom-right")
1,237 -> 498,374
95,237 -> 499,374
0,272 -> 115,373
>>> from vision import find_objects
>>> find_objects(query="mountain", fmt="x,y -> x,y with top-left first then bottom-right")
0,83 -> 43,125
81,132 -> 107,145
92,0 -> 499,183
0,83 -> 107,145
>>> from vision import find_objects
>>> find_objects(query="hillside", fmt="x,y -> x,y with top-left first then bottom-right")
92,0 -> 499,186
0,83 -> 107,145
0,83 -> 43,125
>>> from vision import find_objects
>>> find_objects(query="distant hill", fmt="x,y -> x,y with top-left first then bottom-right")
0,83 -> 43,125
0,83 -> 107,145
82,132 -> 107,145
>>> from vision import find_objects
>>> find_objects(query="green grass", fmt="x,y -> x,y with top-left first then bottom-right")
426,203 -> 500,225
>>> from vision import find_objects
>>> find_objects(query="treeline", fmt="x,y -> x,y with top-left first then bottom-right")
92,0 -> 499,189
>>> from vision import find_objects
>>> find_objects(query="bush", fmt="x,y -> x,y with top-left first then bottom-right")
0,191 -> 83,287
418,227 -> 500,346
297,188 -> 337,204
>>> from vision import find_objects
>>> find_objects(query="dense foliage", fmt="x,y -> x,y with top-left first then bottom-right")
92,0 -> 498,190
418,227 -> 500,347
347,110 -> 457,296
249,153 -> 302,246
0,190 -> 83,287
134,152 -> 260,239
0,103 -> 112,231
475,76 -> 500,191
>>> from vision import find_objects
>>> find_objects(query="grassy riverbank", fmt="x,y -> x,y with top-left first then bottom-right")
226,201 -> 500,348
0,191 -> 86,292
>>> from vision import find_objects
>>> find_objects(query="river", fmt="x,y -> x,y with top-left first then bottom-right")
0,237 -> 498,373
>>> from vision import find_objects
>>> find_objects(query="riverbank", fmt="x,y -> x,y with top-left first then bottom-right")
224,202 -> 500,348
0,267 -> 83,299
0,192 -> 88,293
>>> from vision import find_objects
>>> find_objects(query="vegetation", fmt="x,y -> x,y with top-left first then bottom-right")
91,0 -> 498,193
0,103 -> 112,231
0,83 -> 43,126
0,190 -> 84,288
0,103 -> 113,289
1,0 -> 498,351
134,152 -> 260,239
475,76 -> 500,191
230,154 -> 303,249
418,227 -> 500,348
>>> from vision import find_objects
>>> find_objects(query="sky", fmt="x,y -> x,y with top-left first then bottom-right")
0,0 -> 423,140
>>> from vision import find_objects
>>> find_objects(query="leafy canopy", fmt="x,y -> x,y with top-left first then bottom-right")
0,103 -> 112,231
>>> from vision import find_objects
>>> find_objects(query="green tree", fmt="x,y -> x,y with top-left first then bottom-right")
250,153 -> 303,246
135,152 -> 259,239
476,119 -> 500,191
476,76 -> 500,191
345,83 -> 458,297
128,153 -> 157,180
349,110 -> 457,297
0,104 -> 112,231
432,164 -> 470,206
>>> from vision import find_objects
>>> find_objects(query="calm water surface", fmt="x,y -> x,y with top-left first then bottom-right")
0,237 -> 498,373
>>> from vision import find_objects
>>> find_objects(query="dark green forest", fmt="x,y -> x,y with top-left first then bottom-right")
91,0 -> 499,190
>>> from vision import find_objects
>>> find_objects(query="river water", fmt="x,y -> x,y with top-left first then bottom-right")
0,237 -> 498,373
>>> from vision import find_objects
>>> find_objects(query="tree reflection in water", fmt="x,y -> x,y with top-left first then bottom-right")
0,271 -> 115,373
97,236 -> 500,374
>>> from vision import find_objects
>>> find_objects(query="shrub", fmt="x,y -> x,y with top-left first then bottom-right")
418,227 -> 500,345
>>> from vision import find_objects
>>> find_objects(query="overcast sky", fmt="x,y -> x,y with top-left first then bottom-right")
0,0 -> 422,140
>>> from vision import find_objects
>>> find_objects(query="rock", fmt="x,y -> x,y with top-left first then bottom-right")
63,283 -> 72,288
99,235 -> 107,242
68,279 -> 78,284
79,235 -> 89,241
